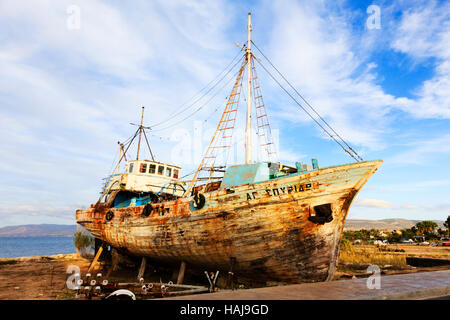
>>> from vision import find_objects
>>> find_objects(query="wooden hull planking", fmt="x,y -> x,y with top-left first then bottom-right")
76,160 -> 382,283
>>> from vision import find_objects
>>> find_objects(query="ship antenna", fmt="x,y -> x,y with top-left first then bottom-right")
130,106 -> 155,161
99,107 -> 155,202
136,106 -> 144,160
245,12 -> 252,164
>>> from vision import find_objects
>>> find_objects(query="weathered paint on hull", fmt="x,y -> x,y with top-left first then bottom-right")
76,160 -> 382,283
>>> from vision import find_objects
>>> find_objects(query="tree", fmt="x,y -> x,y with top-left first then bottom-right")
415,221 -> 438,236
73,231 -> 94,257
402,228 -> 415,240
444,216 -> 450,234
387,231 -> 402,243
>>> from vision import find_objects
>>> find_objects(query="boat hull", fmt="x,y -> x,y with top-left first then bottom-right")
77,160 -> 382,283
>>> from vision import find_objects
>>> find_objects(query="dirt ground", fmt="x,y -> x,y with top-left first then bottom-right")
334,243 -> 450,280
0,254 -> 90,300
0,244 -> 449,300
385,243 -> 450,259
0,254 -> 208,300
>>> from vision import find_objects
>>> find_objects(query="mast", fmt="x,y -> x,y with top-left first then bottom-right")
245,12 -> 252,164
136,106 -> 144,160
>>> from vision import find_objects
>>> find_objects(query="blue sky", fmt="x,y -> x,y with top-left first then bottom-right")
0,0 -> 449,227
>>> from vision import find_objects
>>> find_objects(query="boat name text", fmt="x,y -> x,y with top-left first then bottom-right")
246,182 -> 319,200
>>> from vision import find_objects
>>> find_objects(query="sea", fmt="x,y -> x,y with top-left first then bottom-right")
0,236 -> 76,258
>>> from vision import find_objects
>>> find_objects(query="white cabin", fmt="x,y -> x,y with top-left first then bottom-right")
105,160 -> 185,197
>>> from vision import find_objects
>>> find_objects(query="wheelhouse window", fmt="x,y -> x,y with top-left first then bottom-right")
140,163 -> 147,173
129,163 -> 134,173
149,164 -> 156,174
157,165 -> 164,175
173,169 -> 179,179
166,167 -> 172,177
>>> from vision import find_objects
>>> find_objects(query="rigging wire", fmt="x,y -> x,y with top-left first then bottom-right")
119,131 -> 137,146
105,132 -> 135,178
107,53 -> 246,170
106,148 -> 121,177
251,41 -> 363,162
115,129 -> 140,168
180,170 -> 196,179
149,98 -> 230,142
151,60 -> 246,132
254,58 -> 361,162
182,130 -> 249,184
149,50 -> 245,129
149,94 -> 231,142
250,55 -> 278,162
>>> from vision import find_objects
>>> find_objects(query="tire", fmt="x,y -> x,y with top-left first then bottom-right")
142,203 -> 153,217
193,193 -> 206,210
105,210 -> 114,221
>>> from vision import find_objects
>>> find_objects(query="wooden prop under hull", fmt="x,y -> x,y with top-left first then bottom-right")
77,160 -> 381,283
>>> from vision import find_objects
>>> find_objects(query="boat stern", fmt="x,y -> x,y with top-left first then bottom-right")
76,206 -> 104,239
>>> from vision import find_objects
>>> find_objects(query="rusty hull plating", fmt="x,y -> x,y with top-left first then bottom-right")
76,160 -> 382,284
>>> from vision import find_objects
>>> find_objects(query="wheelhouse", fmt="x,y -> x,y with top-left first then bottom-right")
103,160 -> 186,206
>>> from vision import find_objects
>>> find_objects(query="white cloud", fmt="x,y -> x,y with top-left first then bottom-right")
0,0 -> 238,226
0,204 -> 78,227
388,134 -> 450,165
0,1 -> 155,79
0,0 -> 449,226
354,198 -> 394,209
263,0 -> 405,150
402,204 -> 420,210
391,1 -> 450,118
257,0 -> 450,156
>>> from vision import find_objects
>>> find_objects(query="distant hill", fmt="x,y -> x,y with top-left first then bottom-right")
0,224 -> 77,237
0,219 -> 445,236
344,219 -> 445,231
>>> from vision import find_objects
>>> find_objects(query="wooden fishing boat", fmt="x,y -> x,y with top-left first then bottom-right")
76,13 -> 382,284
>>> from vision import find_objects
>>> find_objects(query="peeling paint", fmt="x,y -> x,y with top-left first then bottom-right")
76,160 -> 382,283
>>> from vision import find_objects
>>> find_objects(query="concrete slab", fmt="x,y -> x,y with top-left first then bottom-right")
163,270 -> 450,300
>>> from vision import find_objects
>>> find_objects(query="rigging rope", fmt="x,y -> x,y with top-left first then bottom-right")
150,50 -> 245,129
254,58 -> 361,162
151,63 -> 245,132
251,41 -> 363,162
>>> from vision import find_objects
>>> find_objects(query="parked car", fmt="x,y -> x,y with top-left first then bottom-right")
441,237 -> 450,246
